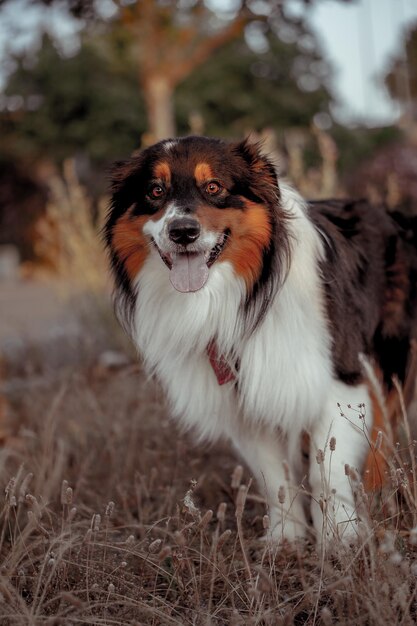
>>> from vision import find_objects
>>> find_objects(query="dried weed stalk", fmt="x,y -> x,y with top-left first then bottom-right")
1,364 -> 417,624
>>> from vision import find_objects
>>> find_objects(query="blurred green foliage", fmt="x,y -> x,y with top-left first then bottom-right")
176,30 -> 332,137
1,17 -> 334,168
1,31 -> 146,164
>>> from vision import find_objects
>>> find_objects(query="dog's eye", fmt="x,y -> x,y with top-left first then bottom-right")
149,184 -> 165,199
205,181 -> 222,196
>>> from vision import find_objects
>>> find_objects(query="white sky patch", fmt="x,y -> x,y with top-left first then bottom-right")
303,0 -> 417,126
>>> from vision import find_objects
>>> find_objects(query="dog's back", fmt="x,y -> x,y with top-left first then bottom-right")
310,199 -> 417,388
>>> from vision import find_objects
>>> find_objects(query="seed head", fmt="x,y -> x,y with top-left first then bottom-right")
105,501 -> 115,518
198,509 -> 213,530
65,487 -> 73,505
216,529 -> 232,551
148,539 -> 162,553
91,514 -> 101,532
5,477 -> 16,501
235,484 -> 247,517
278,485 -> 286,504
231,465 -> 244,489
68,507 -> 77,522
217,502 -> 227,523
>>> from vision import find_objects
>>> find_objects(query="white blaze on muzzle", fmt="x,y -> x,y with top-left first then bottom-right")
143,202 -> 220,293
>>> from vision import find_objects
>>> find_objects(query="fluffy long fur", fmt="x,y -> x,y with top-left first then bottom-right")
105,136 -> 417,545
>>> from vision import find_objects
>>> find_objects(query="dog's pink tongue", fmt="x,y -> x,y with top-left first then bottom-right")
170,252 -> 209,293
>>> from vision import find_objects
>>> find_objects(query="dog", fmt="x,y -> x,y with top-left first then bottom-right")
104,135 -> 417,545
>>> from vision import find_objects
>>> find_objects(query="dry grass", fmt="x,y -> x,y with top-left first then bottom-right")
33,159 -> 108,293
1,343 -> 417,626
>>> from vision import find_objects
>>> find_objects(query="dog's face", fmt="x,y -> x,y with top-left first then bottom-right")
105,136 -> 288,319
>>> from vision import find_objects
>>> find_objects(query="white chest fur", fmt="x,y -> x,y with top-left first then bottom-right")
130,187 -> 334,443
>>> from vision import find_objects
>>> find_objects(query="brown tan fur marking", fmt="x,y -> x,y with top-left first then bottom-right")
196,201 -> 272,288
154,161 -> 171,185
194,163 -> 214,185
111,211 -> 151,281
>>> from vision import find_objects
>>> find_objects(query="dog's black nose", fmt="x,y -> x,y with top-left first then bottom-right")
168,218 -> 200,245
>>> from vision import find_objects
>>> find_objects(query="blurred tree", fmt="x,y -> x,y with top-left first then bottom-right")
0,0 -> 340,140
0,8 -> 335,171
385,22 -> 417,121
175,25 -> 333,137
115,0 -> 253,140
1,32 -> 146,168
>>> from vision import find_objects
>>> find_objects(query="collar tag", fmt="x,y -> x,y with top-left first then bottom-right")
207,340 -> 236,386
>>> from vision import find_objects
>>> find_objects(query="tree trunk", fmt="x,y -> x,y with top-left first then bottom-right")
143,76 -> 176,142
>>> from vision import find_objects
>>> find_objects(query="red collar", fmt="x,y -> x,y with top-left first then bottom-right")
207,340 -> 236,385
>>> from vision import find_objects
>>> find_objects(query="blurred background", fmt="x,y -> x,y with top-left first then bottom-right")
0,0 -> 417,382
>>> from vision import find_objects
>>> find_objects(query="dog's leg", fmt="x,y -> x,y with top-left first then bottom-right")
232,428 -> 307,543
309,380 -> 372,547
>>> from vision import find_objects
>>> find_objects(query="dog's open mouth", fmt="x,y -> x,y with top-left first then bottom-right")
154,230 -> 229,293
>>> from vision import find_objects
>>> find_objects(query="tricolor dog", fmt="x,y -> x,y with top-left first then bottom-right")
104,136 -> 417,544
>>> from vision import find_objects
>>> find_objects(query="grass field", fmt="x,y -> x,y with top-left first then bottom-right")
1,295 -> 417,625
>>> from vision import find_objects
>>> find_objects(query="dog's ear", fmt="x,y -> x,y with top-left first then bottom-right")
104,155 -> 145,244
109,156 -> 141,194
107,154 -> 146,214
232,138 -> 280,202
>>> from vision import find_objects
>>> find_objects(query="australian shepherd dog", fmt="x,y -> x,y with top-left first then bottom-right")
104,136 -> 417,546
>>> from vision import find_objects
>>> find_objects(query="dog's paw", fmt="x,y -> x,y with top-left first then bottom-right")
263,506 -> 307,545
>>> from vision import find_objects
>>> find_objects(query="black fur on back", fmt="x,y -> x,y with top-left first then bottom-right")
310,198 -> 417,387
